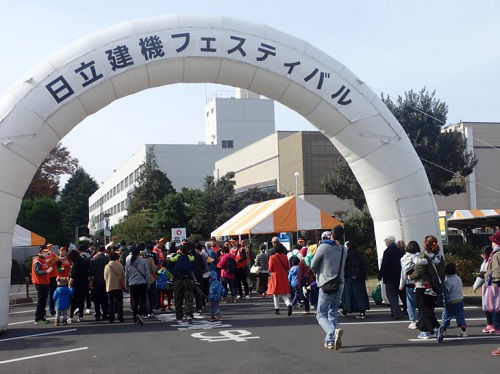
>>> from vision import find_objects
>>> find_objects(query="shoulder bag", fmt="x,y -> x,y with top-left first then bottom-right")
321,246 -> 344,294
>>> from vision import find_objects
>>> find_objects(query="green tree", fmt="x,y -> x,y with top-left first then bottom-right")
184,173 -> 236,237
25,143 -> 79,199
59,168 -> 98,243
321,88 -> 477,208
16,197 -> 65,244
128,147 -> 175,214
111,210 -> 159,243
152,193 -> 188,239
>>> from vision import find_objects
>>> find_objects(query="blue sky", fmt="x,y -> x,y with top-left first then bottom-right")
1,0 -> 499,185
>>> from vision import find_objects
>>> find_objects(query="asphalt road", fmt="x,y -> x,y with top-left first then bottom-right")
2,291 -> 499,373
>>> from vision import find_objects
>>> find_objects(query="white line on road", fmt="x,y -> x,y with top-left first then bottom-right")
0,329 -> 77,343
408,335 -> 499,342
366,306 -> 480,313
0,347 -> 88,365
340,317 -> 486,325
9,309 -> 35,315
8,318 -> 54,326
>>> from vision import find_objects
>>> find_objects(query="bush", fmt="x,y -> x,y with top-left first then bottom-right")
23,255 -> 35,278
444,254 -> 480,286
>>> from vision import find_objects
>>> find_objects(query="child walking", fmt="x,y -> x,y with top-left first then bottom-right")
157,261 -> 173,311
52,277 -> 74,326
208,270 -> 224,322
437,263 -> 467,342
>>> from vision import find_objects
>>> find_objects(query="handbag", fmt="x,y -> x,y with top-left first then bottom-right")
250,264 -> 261,275
482,276 -> 500,312
321,245 -> 344,294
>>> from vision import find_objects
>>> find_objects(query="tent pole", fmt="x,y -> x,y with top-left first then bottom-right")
249,233 -> 252,244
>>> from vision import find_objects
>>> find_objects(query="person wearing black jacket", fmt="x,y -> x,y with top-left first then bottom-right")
89,245 -> 109,320
192,243 -> 206,313
378,235 -> 403,319
68,249 -> 90,322
341,241 -> 370,318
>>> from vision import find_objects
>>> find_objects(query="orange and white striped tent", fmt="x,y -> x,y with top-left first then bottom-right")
211,195 -> 342,237
12,224 -> 46,247
448,209 -> 500,229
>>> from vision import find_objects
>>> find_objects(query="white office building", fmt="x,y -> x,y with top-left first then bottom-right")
88,89 -> 275,232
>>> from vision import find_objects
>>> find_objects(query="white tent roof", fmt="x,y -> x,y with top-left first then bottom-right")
12,224 -> 45,247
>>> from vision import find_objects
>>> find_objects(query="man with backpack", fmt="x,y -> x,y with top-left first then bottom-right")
217,246 -> 237,303
169,243 -> 196,322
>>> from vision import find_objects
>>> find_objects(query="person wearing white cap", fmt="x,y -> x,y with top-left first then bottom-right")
378,235 -> 404,319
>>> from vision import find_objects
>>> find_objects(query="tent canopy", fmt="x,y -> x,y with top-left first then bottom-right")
448,209 -> 500,229
12,224 -> 46,247
211,195 -> 342,237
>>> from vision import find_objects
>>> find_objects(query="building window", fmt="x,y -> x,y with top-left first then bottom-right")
129,173 -> 134,184
125,176 -> 128,187
121,201 -> 125,211
222,140 -> 234,149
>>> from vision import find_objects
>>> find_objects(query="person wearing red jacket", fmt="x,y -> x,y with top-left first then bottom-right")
57,247 -> 71,278
217,247 -> 237,303
32,247 -> 53,324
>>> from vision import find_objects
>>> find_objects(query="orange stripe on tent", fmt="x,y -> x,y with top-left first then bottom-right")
455,211 -> 464,219
273,196 -> 297,232
31,231 -> 46,246
470,210 -> 485,217
321,211 -> 343,229
225,198 -> 286,236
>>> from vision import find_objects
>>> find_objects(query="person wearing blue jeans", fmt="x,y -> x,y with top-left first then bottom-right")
311,225 -> 347,350
221,277 -> 236,300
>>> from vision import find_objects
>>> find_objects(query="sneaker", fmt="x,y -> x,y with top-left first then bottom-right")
84,309 -> 91,315
209,318 -> 217,322
274,309 -> 280,315
436,326 -> 445,343
324,342 -> 334,350
63,319 -> 68,325
67,318 -> 72,325
187,318 -> 193,324
492,348 -> 500,356
458,331 -> 468,338
288,305 -> 293,316
236,295 -> 242,299
340,311 -> 347,317
245,295 -> 251,299
417,332 -> 431,339
34,319 -> 50,325
356,313 -> 366,319
334,329 -> 343,350
261,292 -> 266,298
408,322 -> 418,329
490,329 -> 500,335
73,308 -> 80,316
216,313 -> 221,320
196,309 -> 203,314
54,320 -> 60,326
221,297 -> 227,303
78,317 -> 84,322
482,324 -> 494,333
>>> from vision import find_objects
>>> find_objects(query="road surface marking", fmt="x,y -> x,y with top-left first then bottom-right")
0,329 -> 76,342
9,309 -> 35,315
408,335 -> 499,342
0,347 -> 88,365
8,318 -> 54,326
340,317 -> 486,325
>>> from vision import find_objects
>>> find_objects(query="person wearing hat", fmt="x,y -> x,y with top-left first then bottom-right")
154,238 -> 166,262
32,246 -> 54,324
269,236 -> 285,257
377,235 -> 404,320
485,231 -> 500,340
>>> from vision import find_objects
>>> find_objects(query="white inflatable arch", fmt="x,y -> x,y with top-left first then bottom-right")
0,15 -> 440,329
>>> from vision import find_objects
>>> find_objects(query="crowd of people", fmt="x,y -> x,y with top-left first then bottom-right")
30,227 -> 500,355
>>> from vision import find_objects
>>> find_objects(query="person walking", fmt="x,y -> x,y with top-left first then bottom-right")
125,245 -> 150,324
268,243 -> 292,315
255,244 -> 269,297
32,247 -> 53,324
67,248 -> 89,323
473,245 -> 494,333
410,235 -> 444,339
218,246 -> 237,303
235,243 -> 250,299
311,225 -> 347,350
340,241 -> 370,319
89,245 -> 109,321
378,235 -> 404,319
104,251 -> 125,323
399,241 -> 420,329
170,243 -> 196,322
484,231 -> 500,335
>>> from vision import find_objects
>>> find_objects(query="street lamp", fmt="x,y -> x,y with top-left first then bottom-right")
294,171 -> 299,243
294,171 -> 299,196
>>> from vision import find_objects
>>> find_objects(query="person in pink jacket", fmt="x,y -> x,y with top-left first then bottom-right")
217,247 -> 237,303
